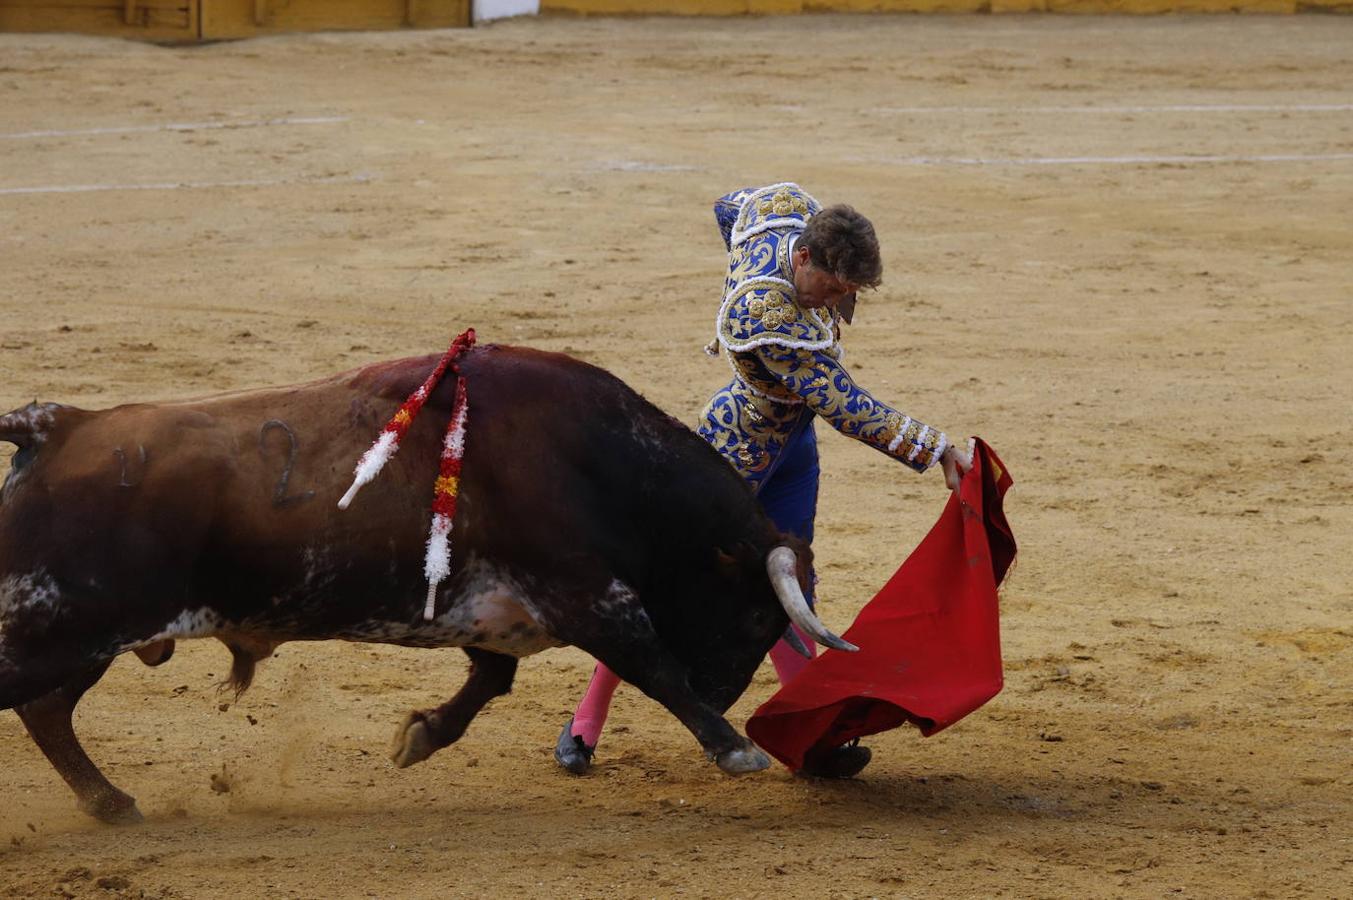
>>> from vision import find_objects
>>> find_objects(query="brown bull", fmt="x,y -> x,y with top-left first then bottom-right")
0,344 -> 851,823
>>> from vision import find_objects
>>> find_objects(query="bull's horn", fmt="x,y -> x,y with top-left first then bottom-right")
780,625 -> 813,660
766,546 -> 858,653
0,402 -> 60,449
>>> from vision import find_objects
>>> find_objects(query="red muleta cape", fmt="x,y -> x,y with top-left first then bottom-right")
746,438 -> 1016,771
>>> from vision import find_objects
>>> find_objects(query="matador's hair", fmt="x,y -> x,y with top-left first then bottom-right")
800,204 -> 883,289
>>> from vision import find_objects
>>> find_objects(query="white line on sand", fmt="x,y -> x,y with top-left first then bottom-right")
0,173 -> 374,196
595,160 -> 701,172
857,153 -> 1353,167
0,116 -> 348,141
876,104 -> 1353,115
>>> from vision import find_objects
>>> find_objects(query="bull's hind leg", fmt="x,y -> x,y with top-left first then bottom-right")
14,660 -> 143,825
390,647 -> 517,768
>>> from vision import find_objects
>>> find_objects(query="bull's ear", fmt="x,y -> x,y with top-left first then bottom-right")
715,547 -> 741,580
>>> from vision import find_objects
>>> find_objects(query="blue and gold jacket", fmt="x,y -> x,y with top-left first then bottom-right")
697,183 -> 948,489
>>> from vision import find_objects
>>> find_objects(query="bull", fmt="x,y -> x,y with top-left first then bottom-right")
0,343 -> 853,824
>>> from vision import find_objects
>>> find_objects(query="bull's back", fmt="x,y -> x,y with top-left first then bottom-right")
1,344 -> 766,632
0,369 -> 419,615
448,346 -> 769,583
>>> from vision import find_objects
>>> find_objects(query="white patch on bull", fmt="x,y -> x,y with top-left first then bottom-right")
599,578 -> 655,635
300,544 -> 344,594
128,607 -> 225,651
0,571 -> 63,630
600,578 -> 637,615
301,546 -> 323,588
626,410 -> 675,461
338,559 -> 562,657
436,570 -> 560,657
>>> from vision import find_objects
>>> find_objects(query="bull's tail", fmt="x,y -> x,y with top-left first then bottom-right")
0,402 -> 66,449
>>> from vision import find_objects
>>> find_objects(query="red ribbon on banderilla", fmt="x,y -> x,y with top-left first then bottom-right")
337,328 -> 476,621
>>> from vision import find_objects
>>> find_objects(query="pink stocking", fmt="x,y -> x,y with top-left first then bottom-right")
571,662 -> 621,747
769,624 -> 817,685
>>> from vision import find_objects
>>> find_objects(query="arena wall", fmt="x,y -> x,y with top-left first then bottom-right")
541,0 -> 1349,12
2,0 -> 1346,38
0,0 -> 471,40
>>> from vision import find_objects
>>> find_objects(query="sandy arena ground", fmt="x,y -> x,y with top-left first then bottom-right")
1,13 -> 1350,898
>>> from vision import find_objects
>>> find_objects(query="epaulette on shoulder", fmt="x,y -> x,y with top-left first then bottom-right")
717,277 -> 834,354
729,183 -> 823,248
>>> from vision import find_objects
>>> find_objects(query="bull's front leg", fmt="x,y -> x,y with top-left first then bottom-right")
390,647 -> 517,768
608,653 -> 770,775
560,582 -> 769,775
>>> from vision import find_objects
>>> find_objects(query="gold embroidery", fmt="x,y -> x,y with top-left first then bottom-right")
720,275 -> 833,352
732,355 -> 795,405
711,322 -> 944,477
736,444 -> 770,472
726,237 -> 776,287
758,189 -> 809,217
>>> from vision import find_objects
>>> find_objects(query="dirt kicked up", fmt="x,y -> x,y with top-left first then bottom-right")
1,14 -> 1350,899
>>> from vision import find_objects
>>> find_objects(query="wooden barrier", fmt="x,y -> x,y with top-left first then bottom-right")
0,0 -> 196,41
541,0 -> 1349,13
2,0 -> 1347,43
0,0 -> 470,40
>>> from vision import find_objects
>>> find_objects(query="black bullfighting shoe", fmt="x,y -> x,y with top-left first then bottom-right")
554,718 -> 595,775
798,739 -> 872,779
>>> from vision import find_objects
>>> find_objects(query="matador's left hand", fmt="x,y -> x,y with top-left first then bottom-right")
941,443 -> 972,495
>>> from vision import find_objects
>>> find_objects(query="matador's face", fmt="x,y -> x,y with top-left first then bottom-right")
792,245 -> 857,316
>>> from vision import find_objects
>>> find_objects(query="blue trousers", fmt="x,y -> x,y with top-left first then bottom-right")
754,415 -> 819,605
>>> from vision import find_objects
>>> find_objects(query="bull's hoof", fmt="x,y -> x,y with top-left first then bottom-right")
715,744 -> 771,776
79,792 -> 144,826
390,712 -> 438,769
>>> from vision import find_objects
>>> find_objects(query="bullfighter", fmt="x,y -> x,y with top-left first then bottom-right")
555,183 -> 972,779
